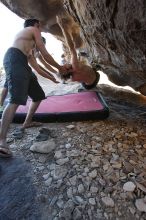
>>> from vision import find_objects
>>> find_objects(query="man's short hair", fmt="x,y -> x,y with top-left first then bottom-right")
24,19 -> 39,28
42,37 -> 46,44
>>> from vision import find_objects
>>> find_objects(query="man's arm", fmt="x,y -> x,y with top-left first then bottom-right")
56,16 -> 79,68
28,55 -> 59,83
37,53 -> 58,73
32,27 -> 66,74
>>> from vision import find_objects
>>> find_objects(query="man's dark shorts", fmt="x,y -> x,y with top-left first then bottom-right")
3,47 -> 45,105
82,71 -> 100,90
3,80 -> 8,89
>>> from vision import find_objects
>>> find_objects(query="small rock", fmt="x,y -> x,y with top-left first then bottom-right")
123,181 -> 136,192
78,184 -> 85,193
69,175 -> 77,186
90,186 -> 98,193
43,173 -> 50,180
56,199 -> 64,208
74,196 -> 84,204
67,187 -> 73,198
44,177 -> 52,186
30,139 -> 56,153
129,207 -> 136,215
88,169 -> 97,179
101,197 -> 114,207
66,125 -> 75,129
89,198 -> 96,205
53,166 -> 68,180
56,157 -> 69,165
73,207 -> 82,220
55,180 -> 63,188
135,197 -> 146,212
60,199 -> 75,219
54,150 -> 63,159
84,167 -> 89,173
65,143 -> 72,149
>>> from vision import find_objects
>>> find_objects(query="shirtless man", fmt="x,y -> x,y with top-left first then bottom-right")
0,37 -> 58,110
0,18 -> 66,157
56,16 -> 100,89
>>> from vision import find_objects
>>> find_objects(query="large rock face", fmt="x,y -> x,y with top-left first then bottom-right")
65,0 -> 146,91
1,0 -> 146,91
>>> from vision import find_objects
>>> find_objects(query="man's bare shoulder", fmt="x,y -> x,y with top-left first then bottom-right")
25,26 -> 40,33
15,26 -> 38,37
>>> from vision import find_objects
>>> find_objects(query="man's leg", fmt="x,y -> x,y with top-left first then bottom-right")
22,100 -> 42,129
0,87 -> 8,107
0,103 -> 18,156
23,73 -> 45,129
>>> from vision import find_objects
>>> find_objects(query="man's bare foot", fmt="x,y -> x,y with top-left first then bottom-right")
23,121 -> 43,129
0,146 -> 12,158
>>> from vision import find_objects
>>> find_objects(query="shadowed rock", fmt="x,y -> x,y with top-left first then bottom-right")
0,157 -> 41,219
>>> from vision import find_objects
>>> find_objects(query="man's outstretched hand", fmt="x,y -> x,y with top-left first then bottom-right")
51,77 -> 60,84
58,65 -> 68,75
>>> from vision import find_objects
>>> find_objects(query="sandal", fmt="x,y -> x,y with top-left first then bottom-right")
13,129 -> 24,139
35,133 -> 49,142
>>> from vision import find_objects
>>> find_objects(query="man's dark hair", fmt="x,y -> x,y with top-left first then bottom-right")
24,19 -> 39,28
42,37 -> 46,44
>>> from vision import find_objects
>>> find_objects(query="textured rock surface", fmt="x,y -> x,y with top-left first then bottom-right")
1,0 -> 146,90
65,0 -> 146,90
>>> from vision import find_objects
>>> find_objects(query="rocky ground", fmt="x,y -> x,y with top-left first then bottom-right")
0,84 -> 146,220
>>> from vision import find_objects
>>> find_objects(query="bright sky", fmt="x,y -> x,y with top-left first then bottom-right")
0,3 -> 63,67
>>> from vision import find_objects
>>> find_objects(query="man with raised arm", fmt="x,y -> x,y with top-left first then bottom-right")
0,36 -> 59,110
0,18 -> 66,157
56,16 -> 100,90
